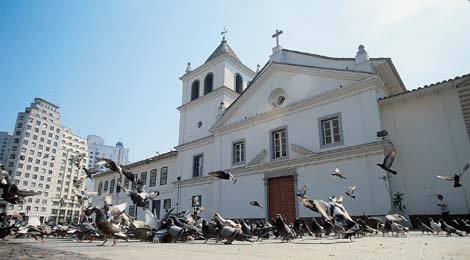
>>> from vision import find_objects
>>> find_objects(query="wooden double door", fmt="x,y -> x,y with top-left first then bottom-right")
267,175 -> 296,224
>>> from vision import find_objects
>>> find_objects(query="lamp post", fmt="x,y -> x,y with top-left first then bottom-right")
57,198 -> 65,225
377,130 -> 394,213
176,176 -> 181,214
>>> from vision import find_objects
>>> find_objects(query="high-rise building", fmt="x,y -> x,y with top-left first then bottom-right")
0,131 -> 12,165
87,135 -> 129,169
5,98 -> 88,224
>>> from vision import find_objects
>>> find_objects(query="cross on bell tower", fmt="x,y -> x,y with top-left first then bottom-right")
221,27 -> 228,41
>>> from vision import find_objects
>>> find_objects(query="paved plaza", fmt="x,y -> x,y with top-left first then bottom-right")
1,232 -> 469,260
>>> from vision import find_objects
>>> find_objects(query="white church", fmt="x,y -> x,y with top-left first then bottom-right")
93,32 -> 470,224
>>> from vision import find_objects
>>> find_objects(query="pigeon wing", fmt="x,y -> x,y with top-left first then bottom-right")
458,163 -> 470,177
436,175 -> 454,181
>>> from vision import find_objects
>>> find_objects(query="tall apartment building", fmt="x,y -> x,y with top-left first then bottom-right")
0,131 -> 12,165
5,98 -> 88,224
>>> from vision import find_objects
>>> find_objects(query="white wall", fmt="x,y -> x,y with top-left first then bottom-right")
226,70 -> 365,125
381,87 -> 470,215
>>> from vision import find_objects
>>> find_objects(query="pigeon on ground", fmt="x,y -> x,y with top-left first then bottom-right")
440,219 -> 464,237
274,214 -> 295,242
345,186 -> 356,199
208,170 -> 237,184
436,163 -> 470,188
201,219 -> 221,243
385,214 -> 407,222
429,218 -> 442,234
415,217 -> 434,235
249,201 -> 264,209
310,218 -> 323,237
377,148 -> 398,175
332,168 -> 346,179
84,206 -> 128,246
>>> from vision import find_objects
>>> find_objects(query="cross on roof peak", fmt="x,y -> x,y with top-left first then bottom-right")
272,29 -> 283,47
221,27 -> 228,41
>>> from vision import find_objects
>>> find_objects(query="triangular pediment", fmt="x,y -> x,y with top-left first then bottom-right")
210,62 -> 379,133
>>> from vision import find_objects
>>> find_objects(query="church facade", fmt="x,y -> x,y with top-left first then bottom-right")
94,37 -> 470,223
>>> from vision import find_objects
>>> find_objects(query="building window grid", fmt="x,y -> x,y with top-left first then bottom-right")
140,172 -> 147,185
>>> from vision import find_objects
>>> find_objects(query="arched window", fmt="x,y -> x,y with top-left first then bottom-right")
191,80 -> 200,101
235,74 -> 243,94
204,73 -> 214,95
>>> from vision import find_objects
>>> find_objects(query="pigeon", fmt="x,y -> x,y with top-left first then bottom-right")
72,178 -> 85,189
98,158 -> 135,183
249,201 -> 264,209
118,180 -> 159,208
70,153 -> 87,168
81,165 -> 101,179
345,186 -> 356,199
415,217 -> 434,235
43,153 -> 49,159
386,214 -> 407,222
310,218 -> 323,237
332,168 -> 346,179
377,148 -> 398,175
84,206 -> 128,246
429,218 -> 442,234
208,170 -> 237,183
201,219 -> 221,243
440,219 -> 464,237
72,189 -> 98,209
436,163 -> 470,188
274,214 -> 295,242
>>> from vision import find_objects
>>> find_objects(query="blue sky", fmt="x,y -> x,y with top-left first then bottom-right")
1,0 -> 469,162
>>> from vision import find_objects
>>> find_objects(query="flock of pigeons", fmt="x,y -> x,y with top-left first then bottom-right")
1,143 -> 470,245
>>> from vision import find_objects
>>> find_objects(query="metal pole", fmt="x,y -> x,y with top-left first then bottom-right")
381,137 -> 394,213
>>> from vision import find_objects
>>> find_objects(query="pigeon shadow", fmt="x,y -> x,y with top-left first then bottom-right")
291,240 -> 354,245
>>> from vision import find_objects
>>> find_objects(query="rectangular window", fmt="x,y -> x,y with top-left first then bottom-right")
318,113 -> 343,149
109,179 -> 115,194
140,172 -> 147,185
232,140 -> 245,165
132,174 -> 138,190
124,177 -> 129,189
97,182 -> 103,195
103,180 -> 109,192
149,169 -> 157,187
163,199 -> 171,209
128,205 -> 135,216
271,127 -> 287,159
193,154 -> 203,177
160,167 -> 167,185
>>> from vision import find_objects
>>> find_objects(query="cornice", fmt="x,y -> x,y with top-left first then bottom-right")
213,76 -> 382,135
179,54 -> 255,81
174,141 -> 384,188
174,135 -> 214,151
177,86 -> 239,112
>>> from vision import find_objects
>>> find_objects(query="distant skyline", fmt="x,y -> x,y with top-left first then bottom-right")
1,0 -> 469,162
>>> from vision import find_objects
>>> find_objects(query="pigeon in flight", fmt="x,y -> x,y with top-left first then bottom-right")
345,186 -> 356,199
249,201 -> 264,209
70,153 -> 87,168
436,163 -> 470,188
377,149 -> 398,175
43,154 -> 49,159
208,170 -> 237,184
98,158 -> 135,183
331,168 -> 346,179
81,165 -> 101,179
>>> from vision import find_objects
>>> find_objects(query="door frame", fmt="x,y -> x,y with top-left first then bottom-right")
263,168 -> 299,222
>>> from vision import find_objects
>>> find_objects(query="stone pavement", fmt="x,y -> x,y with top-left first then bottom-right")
1,232 -> 469,260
